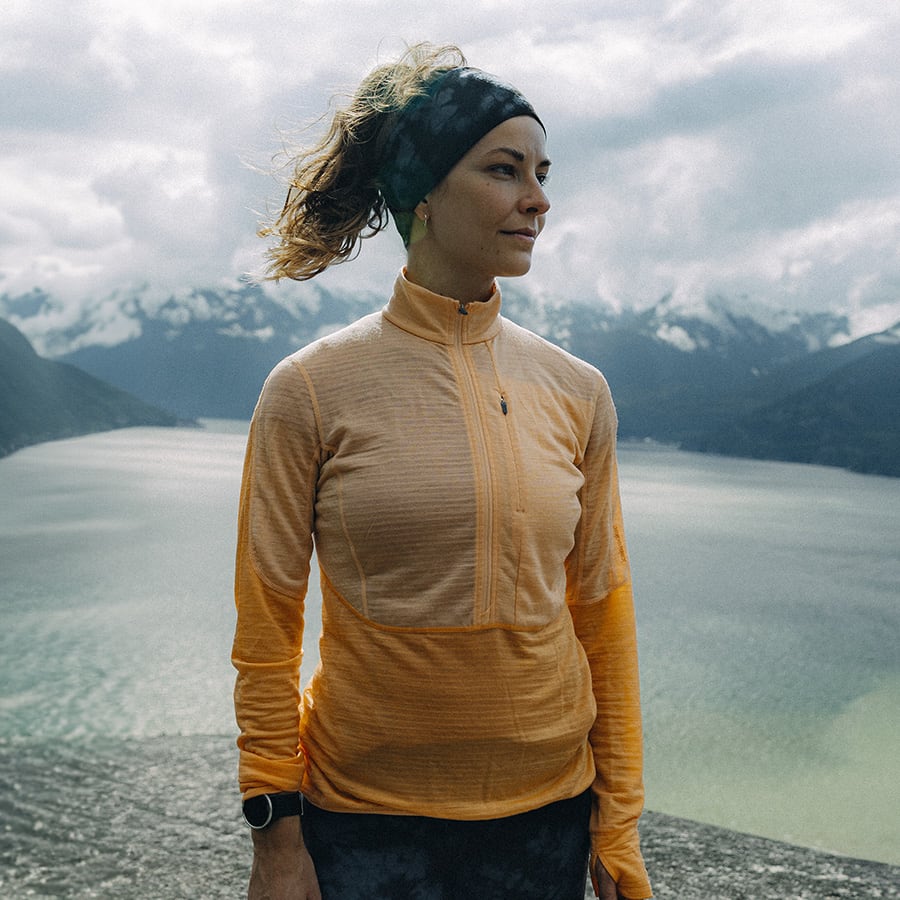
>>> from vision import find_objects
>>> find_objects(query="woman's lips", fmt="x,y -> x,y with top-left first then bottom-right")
502,228 -> 537,243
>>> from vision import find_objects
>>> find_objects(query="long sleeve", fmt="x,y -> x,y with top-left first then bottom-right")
232,358 -> 322,798
230,278 -> 651,857
567,384 -> 652,899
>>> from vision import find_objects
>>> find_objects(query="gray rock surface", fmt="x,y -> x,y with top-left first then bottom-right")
629,810 -> 898,899
1,735 -> 896,898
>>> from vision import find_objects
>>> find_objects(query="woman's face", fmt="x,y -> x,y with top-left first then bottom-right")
409,115 -> 551,302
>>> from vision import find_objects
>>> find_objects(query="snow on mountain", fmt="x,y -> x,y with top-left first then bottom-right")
3,282 -> 897,475
1,282 -> 885,363
0,280 -> 381,359
872,320 -> 900,345
654,323 -> 699,352
632,291 -> 855,355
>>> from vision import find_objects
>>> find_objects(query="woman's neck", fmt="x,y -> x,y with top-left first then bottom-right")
404,254 -> 495,306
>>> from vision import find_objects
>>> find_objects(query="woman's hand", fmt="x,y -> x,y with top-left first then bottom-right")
591,856 -> 628,900
247,816 -> 322,900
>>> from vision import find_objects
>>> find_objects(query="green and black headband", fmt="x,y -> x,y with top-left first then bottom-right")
376,67 -> 543,242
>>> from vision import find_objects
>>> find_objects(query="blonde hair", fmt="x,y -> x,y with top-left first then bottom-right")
261,43 -> 466,281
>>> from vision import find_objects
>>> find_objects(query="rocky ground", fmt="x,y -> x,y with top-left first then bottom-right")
624,810 -> 898,899
1,735 -> 896,898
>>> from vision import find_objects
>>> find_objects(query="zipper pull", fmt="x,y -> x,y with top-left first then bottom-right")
500,394 -> 508,415
458,302 -> 469,316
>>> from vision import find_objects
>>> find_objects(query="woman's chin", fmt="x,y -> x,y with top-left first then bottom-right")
496,255 -> 534,279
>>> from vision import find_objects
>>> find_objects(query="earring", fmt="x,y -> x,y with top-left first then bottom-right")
422,212 -> 429,232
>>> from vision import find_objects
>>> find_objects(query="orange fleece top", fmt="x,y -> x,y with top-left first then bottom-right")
232,271 -> 651,898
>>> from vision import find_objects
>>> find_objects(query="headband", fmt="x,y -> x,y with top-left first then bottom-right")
377,67 -> 543,241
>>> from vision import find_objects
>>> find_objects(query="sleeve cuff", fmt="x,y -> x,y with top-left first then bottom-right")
238,749 -> 306,799
592,848 -> 653,899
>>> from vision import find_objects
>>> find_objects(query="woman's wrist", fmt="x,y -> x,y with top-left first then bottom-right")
251,814 -> 305,852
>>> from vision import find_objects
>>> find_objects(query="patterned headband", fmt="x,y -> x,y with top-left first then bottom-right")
376,68 -> 543,241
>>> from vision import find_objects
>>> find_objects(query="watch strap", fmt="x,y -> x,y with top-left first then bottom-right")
242,791 -> 302,830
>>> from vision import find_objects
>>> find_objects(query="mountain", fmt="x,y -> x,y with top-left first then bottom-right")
2,284 -> 897,476
507,294 -> 857,444
0,317 -> 180,458
7,283 -> 378,420
683,331 -> 900,476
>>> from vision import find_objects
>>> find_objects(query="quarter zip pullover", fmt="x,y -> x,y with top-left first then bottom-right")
232,270 -> 651,898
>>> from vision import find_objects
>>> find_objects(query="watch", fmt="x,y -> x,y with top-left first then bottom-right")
241,792 -> 302,830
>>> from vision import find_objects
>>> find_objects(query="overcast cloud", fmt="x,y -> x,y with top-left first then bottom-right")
2,0 -> 899,338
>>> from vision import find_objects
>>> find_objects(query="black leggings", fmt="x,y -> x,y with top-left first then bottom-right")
301,789 -> 592,900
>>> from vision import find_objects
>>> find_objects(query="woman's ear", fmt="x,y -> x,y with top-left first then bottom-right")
408,199 -> 429,245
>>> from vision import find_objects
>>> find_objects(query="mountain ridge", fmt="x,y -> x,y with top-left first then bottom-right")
0,318 -> 181,458
2,284 -> 897,476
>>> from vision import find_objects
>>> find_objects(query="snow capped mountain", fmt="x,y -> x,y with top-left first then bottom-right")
2,282 -> 897,475
625,293 -> 852,356
0,282 -> 866,365
0,280 -> 381,359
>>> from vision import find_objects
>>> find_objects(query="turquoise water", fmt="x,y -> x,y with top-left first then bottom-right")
1,423 -> 897,865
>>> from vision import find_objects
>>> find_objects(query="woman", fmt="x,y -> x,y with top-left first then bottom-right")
233,43 -> 652,900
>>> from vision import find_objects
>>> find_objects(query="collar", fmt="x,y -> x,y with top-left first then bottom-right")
382,269 -> 503,346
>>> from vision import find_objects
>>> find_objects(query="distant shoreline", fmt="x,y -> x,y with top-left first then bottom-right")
4,421 -> 898,481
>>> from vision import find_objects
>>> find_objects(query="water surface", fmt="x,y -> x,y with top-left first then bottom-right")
1,424 -> 897,866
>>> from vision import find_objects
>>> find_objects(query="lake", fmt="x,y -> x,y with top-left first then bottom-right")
1,422 -> 898,873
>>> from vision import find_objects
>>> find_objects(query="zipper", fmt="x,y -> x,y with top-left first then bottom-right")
455,303 -> 495,623
487,341 -> 523,515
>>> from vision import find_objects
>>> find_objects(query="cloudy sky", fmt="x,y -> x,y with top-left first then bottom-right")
2,0 -> 899,338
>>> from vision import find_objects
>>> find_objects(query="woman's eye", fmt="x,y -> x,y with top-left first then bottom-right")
491,164 -> 516,177
537,172 -> 550,185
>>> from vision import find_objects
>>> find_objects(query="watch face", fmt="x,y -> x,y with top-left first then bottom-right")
242,794 -> 273,829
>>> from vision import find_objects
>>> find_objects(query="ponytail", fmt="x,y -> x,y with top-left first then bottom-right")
261,43 -> 466,281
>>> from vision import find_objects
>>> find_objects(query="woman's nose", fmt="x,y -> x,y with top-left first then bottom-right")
523,179 -> 550,215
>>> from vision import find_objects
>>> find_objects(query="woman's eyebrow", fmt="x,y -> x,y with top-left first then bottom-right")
488,147 -> 552,167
